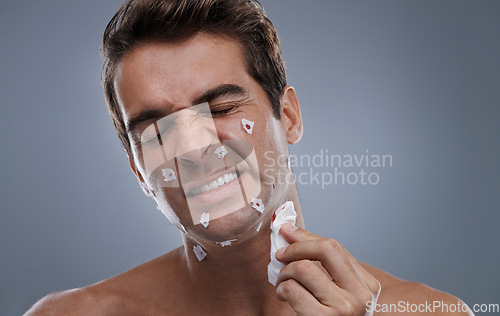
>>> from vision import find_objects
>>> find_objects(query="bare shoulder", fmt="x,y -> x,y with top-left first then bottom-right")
23,287 -> 125,316
362,263 -> 473,315
25,247 -> 186,316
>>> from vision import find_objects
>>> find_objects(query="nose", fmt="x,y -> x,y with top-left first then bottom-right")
163,105 -> 219,165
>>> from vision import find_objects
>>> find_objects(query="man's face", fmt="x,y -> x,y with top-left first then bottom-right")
114,33 -> 297,242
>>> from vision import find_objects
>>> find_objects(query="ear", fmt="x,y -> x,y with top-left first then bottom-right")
280,86 -> 303,144
128,156 -> 155,198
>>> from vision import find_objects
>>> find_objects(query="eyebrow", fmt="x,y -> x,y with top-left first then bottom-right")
126,109 -> 170,135
192,83 -> 248,105
125,84 -> 248,135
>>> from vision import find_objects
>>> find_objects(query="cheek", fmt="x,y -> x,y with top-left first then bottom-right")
256,115 -> 287,156
214,113 -> 281,147
214,114 -> 251,140
214,115 -> 261,171
255,118 -> 289,182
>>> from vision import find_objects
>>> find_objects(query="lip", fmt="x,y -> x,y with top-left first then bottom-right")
182,166 -> 240,196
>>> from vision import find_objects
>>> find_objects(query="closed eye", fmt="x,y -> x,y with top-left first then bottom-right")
140,122 -> 173,146
210,104 -> 238,117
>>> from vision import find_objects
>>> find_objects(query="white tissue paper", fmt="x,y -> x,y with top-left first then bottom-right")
200,212 -> 210,228
251,198 -> 265,214
193,244 -> 207,261
267,201 -> 297,286
214,145 -> 228,159
216,239 -> 237,247
162,168 -> 176,183
241,118 -> 254,134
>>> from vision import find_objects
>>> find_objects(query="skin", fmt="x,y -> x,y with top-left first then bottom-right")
25,33 -> 473,316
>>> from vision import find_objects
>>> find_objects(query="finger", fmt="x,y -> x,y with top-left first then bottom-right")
279,223 -> 323,243
276,278 -> 330,315
276,238 -> 367,294
276,259 -> 341,306
278,225 -> 380,303
342,248 -> 381,297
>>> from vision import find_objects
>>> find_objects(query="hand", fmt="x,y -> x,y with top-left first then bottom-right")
275,224 -> 381,316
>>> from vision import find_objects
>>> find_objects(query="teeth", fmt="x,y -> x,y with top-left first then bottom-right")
189,171 -> 238,196
208,181 -> 218,190
200,185 -> 209,193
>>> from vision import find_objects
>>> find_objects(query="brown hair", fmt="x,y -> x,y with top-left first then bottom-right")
101,0 -> 287,156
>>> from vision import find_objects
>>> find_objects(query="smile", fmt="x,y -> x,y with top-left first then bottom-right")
187,171 -> 239,196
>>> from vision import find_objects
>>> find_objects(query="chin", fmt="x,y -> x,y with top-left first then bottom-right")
186,204 -> 264,242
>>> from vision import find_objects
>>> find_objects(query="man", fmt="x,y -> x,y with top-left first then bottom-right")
26,0 -> 472,315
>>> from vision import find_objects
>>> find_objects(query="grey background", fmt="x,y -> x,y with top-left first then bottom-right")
1,0 -> 499,314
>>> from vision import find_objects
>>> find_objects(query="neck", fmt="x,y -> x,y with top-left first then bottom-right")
179,185 -> 303,315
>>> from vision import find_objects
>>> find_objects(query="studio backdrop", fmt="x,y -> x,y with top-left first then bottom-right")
1,1 -> 499,315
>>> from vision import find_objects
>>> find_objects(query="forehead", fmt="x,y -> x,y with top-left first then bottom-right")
114,33 -> 253,118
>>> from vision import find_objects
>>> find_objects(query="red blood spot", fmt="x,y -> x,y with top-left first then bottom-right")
272,212 -> 277,222
245,124 -> 250,129
256,203 -> 260,206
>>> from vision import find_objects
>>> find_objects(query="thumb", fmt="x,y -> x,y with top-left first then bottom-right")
279,223 -> 322,243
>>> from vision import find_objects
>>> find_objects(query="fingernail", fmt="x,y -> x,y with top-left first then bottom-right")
284,223 -> 298,232
276,246 -> 287,257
